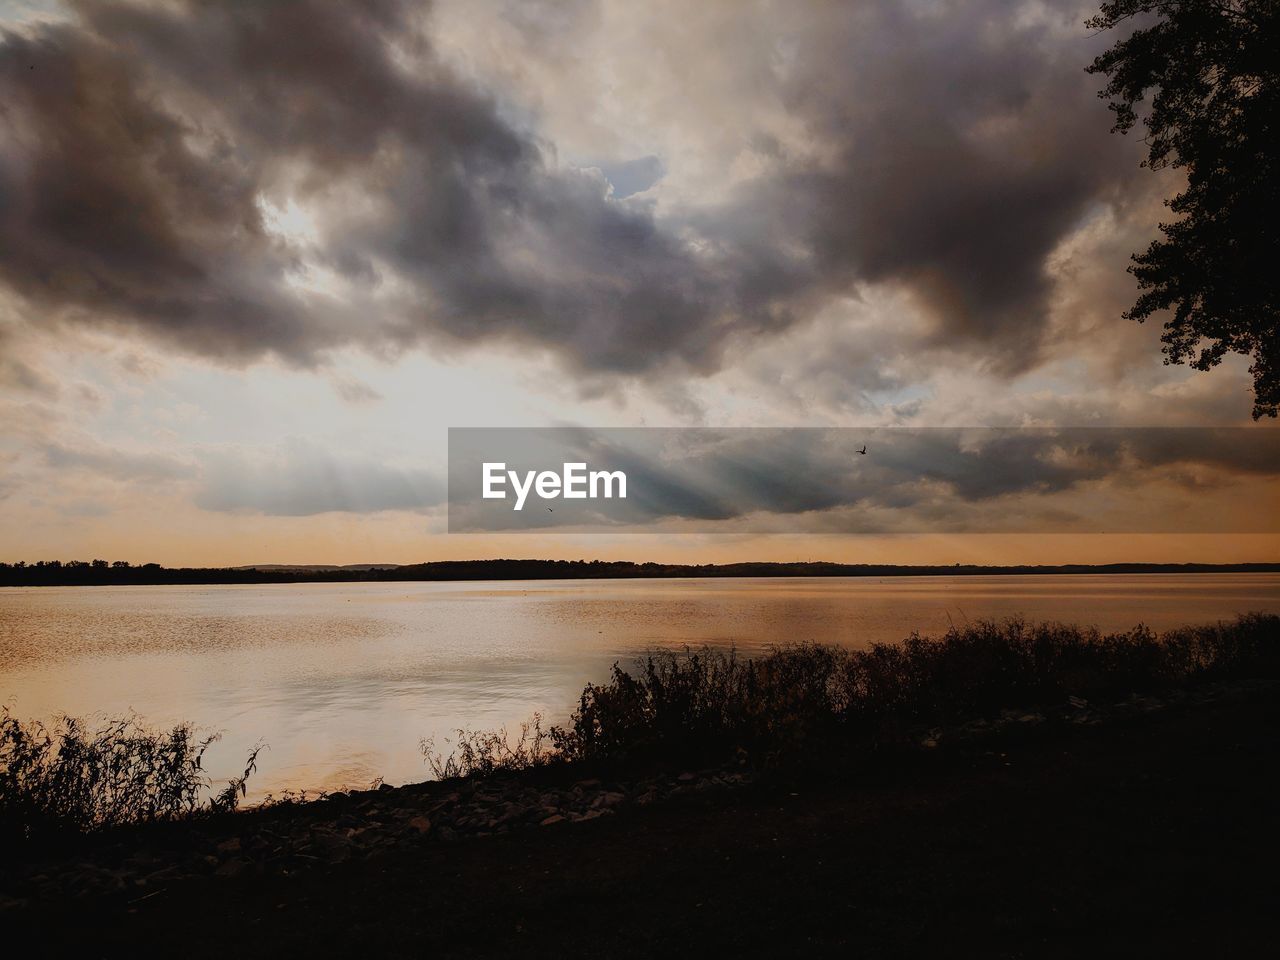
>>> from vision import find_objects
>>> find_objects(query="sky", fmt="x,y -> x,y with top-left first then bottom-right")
0,0 -> 1275,566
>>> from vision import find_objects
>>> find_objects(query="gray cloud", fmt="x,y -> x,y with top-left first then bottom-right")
196,442 -> 444,516
598,155 -> 665,199
43,441 -> 194,481
0,354 -> 56,396
329,374 -> 384,405
0,1 -> 1146,383
0,325 -> 57,395
710,1 -> 1144,373
0,18 -> 316,362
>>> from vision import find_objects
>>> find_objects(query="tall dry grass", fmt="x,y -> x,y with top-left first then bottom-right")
0,710 -> 260,843
425,613 -> 1280,776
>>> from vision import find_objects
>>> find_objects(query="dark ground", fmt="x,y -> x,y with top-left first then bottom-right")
17,689 -> 1279,958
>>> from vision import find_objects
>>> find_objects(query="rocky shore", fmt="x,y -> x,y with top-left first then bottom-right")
2,759 -> 755,908
3,677 -> 1267,914
5,677 -> 1275,957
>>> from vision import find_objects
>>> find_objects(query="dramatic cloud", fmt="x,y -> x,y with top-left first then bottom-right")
0,0 -> 1147,383
0,17 -> 313,360
0,0 -> 768,374
1,0 -> 1273,565
750,1 -> 1143,370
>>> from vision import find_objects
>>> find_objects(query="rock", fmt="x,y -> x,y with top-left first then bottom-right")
308,830 -> 353,862
676,772 -> 697,783
491,804 -> 523,826
377,782 -> 394,793
326,845 -> 351,864
214,858 -> 250,878
143,866 -> 181,885
407,816 -> 432,835
539,814 -> 566,827
216,837 -> 242,854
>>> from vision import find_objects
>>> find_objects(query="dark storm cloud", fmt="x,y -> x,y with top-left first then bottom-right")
0,18 -> 317,362
0,0 -> 1141,377
715,0 -> 1144,372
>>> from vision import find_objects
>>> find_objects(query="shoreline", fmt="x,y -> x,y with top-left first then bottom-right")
7,678 -> 1276,956
7,674 -> 1272,889
5,613 -> 1278,955
6,614 -> 1276,844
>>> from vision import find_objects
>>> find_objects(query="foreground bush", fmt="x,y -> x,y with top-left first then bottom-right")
421,715 -> 555,780
0,711 -> 259,843
426,614 -> 1280,776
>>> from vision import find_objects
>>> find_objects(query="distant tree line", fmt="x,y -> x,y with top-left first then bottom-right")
1,559 -> 1277,587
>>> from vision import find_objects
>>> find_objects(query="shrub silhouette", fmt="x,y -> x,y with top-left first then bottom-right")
0,711 -> 260,843
426,614 -> 1279,777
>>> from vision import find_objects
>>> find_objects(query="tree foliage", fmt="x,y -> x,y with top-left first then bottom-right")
1087,1 -> 1278,417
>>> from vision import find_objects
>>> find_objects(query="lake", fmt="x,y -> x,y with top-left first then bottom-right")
2,574 -> 1276,801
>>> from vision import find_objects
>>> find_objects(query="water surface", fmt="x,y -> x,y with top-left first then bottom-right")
2,574 -> 1275,800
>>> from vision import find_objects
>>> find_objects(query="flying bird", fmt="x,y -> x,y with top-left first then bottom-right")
857,445 -> 867,455
547,507 -> 554,512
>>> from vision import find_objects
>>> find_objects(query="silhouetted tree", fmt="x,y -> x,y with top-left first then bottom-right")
1088,1 -> 1278,417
